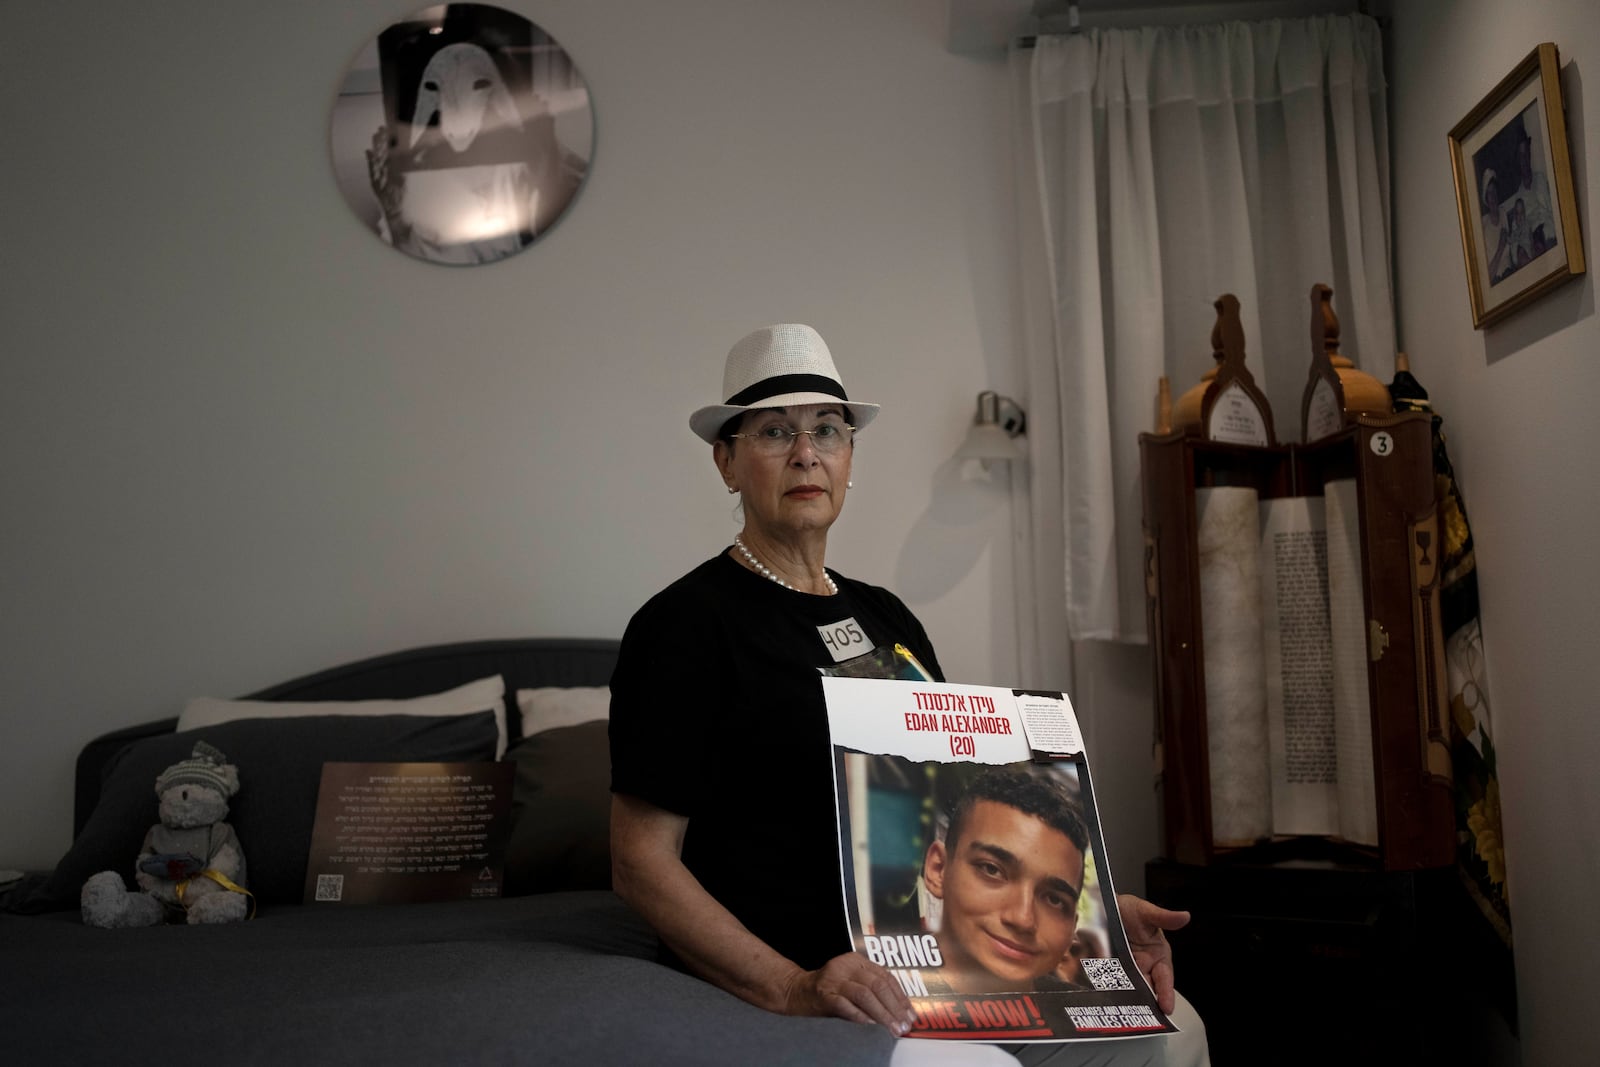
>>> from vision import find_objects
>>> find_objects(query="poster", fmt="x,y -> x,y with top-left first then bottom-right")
822,677 -> 1176,1043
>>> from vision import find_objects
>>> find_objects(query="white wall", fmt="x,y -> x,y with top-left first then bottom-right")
1385,2 -> 1598,1064
0,0 -> 1036,869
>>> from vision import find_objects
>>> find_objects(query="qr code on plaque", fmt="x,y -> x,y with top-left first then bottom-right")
314,874 -> 344,902
1079,958 -> 1135,991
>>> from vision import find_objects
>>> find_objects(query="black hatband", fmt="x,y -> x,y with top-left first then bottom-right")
725,374 -> 848,406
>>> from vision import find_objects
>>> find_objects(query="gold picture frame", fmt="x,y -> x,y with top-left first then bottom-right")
1448,43 -> 1585,329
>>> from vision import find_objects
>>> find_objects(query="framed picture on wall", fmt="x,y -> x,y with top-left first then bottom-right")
1448,43 -> 1585,329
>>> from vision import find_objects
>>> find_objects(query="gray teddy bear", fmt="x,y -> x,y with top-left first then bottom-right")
81,741 -> 252,926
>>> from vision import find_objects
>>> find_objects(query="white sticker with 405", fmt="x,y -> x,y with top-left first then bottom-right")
817,617 -> 870,662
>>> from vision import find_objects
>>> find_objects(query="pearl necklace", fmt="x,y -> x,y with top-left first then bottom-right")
733,535 -> 838,596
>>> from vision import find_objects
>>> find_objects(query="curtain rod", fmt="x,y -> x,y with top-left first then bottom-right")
1014,5 -> 1387,48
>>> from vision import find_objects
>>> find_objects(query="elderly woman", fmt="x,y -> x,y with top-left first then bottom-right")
610,325 -> 1207,1066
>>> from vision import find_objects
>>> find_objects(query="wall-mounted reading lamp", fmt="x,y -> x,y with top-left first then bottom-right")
956,390 -> 1027,462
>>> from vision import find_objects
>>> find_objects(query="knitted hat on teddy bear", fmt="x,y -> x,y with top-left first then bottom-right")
155,741 -> 240,799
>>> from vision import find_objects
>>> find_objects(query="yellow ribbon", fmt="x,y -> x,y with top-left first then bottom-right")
176,868 -> 256,920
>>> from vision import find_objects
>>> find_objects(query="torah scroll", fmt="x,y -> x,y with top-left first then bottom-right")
1195,486 -> 1272,846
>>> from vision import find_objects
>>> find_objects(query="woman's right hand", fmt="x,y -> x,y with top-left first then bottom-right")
612,794 -> 914,1034
783,952 -> 918,1036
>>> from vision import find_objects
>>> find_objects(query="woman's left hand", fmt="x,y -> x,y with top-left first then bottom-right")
1116,893 -> 1189,1014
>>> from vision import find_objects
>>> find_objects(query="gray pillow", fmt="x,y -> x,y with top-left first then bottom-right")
502,720 -> 612,894
13,710 -> 499,913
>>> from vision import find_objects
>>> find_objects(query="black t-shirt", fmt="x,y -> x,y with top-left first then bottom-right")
609,551 -> 944,970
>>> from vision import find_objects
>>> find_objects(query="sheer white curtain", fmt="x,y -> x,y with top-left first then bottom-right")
1013,14 -> 1394,646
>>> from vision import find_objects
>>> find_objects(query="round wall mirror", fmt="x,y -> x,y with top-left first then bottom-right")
330,3 -> 594,265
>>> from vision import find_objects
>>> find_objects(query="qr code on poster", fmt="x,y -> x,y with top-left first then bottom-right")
314,874 -> 344,902
1080,958 -> 1135,991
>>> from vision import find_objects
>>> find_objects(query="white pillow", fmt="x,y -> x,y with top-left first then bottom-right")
178,675 -> 509,759
516,686 -> 610,738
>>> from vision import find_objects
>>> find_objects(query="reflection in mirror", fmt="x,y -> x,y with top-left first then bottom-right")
330,3 -> 594,265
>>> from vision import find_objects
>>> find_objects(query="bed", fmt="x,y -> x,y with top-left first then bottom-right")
0,639 -> 894,1066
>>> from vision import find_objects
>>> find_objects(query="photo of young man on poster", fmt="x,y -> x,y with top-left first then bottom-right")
920,765 -> 1092,995
847,758 -> 1121,999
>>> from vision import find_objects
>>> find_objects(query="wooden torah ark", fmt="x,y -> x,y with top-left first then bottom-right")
1141,373 -> 1453,870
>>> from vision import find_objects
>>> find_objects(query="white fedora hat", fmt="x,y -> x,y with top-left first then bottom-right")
689,324 -> 881,444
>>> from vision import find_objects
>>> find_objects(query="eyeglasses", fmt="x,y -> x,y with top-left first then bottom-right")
728,420 -> 856,456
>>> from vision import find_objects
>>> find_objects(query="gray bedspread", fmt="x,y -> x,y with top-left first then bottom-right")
0,891 -> 894,1066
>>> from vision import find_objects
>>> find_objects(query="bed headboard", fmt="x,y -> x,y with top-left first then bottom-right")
73,638 -> 620,838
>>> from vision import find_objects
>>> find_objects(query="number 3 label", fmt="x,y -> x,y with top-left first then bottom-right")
818,617 -> 869,662
1370,431 -> 1394,457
